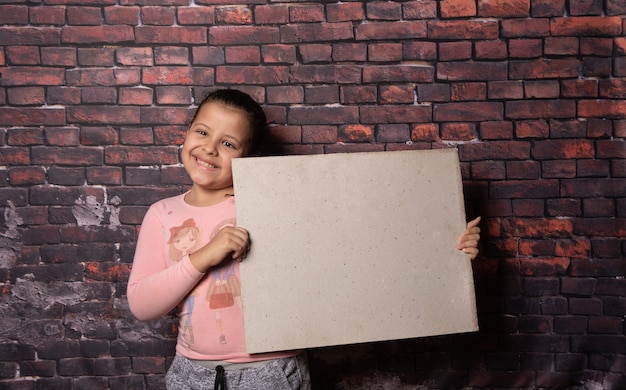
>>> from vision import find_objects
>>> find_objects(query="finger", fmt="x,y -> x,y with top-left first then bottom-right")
466,216 -> 481,229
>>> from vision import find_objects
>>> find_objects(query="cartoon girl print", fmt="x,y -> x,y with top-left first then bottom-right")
167,218 -> 202,345
168,218 -> 201,263
206,218 -> 243,345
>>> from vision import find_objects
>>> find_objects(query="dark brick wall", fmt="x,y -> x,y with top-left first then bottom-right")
1,0 -> 625,389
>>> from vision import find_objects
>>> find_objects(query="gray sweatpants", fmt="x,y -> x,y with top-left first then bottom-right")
165,354 -> 311,390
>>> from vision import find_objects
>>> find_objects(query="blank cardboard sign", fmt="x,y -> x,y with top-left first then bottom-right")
232,149 -> 478,354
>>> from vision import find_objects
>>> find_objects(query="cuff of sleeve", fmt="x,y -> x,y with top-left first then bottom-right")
180,255 -> 205,280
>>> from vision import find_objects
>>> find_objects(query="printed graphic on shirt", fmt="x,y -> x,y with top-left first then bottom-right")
206,218 -> 243,345
167,218 -> 202,345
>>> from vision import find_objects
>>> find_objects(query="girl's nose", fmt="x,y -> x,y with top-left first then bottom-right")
203,141 -> 218,155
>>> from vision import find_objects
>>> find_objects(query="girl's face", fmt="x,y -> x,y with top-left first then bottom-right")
181,102 -> 252,198
173,229 -> 197,254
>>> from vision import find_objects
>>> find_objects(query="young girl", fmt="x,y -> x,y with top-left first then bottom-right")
127,89 -> 481,389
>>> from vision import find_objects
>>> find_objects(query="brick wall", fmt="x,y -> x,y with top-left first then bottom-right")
1,0 -> 625,388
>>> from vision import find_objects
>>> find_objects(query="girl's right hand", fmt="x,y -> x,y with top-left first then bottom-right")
189,226 -> 250,273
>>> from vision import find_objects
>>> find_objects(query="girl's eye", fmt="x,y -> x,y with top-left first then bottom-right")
197,130 -> 207,136
223,141 -> 235,149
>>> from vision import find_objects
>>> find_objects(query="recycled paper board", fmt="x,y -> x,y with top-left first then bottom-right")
232,149 -> 478,354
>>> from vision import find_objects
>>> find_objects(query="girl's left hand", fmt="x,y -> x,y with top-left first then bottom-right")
456,216 -> 481,260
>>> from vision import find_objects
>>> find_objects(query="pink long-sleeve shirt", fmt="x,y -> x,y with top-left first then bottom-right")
127,193 -> 295,362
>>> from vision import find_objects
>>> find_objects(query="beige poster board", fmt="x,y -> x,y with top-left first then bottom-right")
232,149 -> 478,354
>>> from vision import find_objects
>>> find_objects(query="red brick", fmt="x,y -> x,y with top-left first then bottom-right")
6,46 -> 40,65
153,126 -> 186,146
417,83 -> 450,102
340,85 -> 376,103
441,122 -> 477,141
292,65 -> 360,84
599,79 -> 626,99
524,80 -> 559,98
562,178 -> 626,198
579,100 -> 626,119
439,41 -> 472,61
119,87 -> 153,105
411,123 -> 440,142
82,87 -> 116,104
356,21 -> 426,40
550,16 -> 622,37
596,140 -> 626,158
62,26 -> 134,44
475,40 -> 507,59
31,146 -> 103,166
284,22 -> 354,43
2,66 -> 65,86
515,120 -> 549,138
577,159 -> 610,177
471,160 -> 505,179
429,20 -> 498,39
67,7 -> 102,25
542,160 -> 576,178
363,65 -> 433,83
533,139 -> 595,159
7,87 -> 45,105
338,124 -> 374,143
48,87 -> 81,104
439,62 -> 507,81
0,108 -> 65,126
459,141 -> 530,160
120,127 -> 154,145
262,44 -> 295,64
583,57 -> 612,77
67,106 -> 140,125
142,67 -> 193,85
289,106 -> 358,125
304,85 -> 338,104
135,26 -> 206,44
41,47 -> 77,67
505,100 -> 576,119
266,86 -> 303,104
360,105 -> 431,124
154,47 -> 189,65
607,0 -> 626,14
366,1 -> 401,20
192,47 -> 224,66
440,0 -> 476,18
254,4 -> 288,24
105,146 -> 178,165
141,6 -> 176,26
435,102 -> 502,122
325,2 -> 362,22
403,1 -> 437,19
104,6 -> 139,25
509,38 -> 542,58
480,121 -> 513,140
225,46 -> 260,64
302,125 -> 337,144
478,0 -> 529,17
0,26 -> 60,45
217,65 -> 289,84
216,5 -> 253,25
512,199 -> 544,216
561,79 -> 598,98
298,44 -> 332,63
492,179 -> 560,199
506,160 -> 540,179
544,36 -> 579,55
368,42 -> 402,62
289,4 -> 324,23
402,41 -> 437,60
379,85 -> 413,104
9,166 -> 44,185
580,37 -> 613,56
376,124 -> 410,143
501,18 -> 550,37
30,5 -> 65,25
140,107 -> 190,126
46,127 -> 80,146
77,48 -> 115,66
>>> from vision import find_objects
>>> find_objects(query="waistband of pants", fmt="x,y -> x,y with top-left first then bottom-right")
191,358 -> 274,371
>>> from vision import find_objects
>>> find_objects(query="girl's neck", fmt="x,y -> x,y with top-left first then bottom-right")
184,186 -> 234,207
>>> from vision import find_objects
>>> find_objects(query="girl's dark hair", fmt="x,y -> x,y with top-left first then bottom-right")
191,89 -> 268,155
